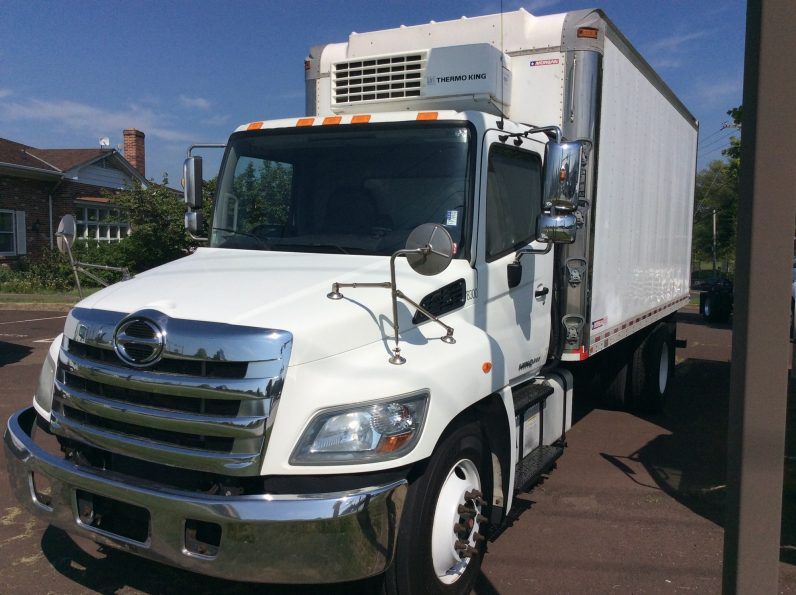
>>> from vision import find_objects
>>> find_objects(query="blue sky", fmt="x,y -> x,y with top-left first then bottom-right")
0,1 -> 745,186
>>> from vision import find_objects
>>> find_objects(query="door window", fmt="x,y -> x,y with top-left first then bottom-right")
485,145 -> 542,261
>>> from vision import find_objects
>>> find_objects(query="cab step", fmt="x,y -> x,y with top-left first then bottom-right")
514,444 -> 564,492
512,381 -> 553,415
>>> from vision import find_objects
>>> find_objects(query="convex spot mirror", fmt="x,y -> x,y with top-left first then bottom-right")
543,140 -> 590,212
404,223 -> 454,276
537,212 -> 577,244
183,156 -> 203,209
56,214 -> 77,254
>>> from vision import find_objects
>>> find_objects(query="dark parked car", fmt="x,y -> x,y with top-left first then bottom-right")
697,276 -> 733,323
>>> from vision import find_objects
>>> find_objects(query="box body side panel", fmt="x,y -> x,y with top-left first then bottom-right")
588,37 -> 696,343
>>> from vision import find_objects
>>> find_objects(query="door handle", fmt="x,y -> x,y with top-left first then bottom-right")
535,286 -> 549,299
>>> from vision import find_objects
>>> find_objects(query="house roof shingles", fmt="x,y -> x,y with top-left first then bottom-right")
0,137 -> 115,173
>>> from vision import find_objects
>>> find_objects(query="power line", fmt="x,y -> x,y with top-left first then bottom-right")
700,126 -> 729,144
698,130 -> 734,153
699,143 -> 732,159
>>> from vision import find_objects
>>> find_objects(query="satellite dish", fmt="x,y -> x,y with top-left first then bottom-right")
404,223 -> 454,276
56,214 -> 77,254
99,137 -> 110,147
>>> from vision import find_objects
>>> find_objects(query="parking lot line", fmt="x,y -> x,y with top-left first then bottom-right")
0,315 -> 67,326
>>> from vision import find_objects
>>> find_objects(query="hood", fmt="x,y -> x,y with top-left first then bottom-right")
77,248 -> 473,366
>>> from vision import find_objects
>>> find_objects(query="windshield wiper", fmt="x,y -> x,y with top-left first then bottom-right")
271,242 -> 351,255
212,227 -> 269,249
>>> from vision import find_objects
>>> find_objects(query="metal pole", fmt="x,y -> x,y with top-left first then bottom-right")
712,209 -> 717,274
722,0 -> 796,592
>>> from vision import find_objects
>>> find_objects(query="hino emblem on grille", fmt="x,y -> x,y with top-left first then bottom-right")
113,317 -> 165,367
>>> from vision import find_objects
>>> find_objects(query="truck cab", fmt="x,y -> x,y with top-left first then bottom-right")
5,8 -> 696,594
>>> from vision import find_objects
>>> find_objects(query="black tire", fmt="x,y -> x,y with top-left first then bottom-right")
384,421 -> 490,595
701,294 -> 713,320
629,324 -> 673,413
599,341 -> 632,409
702,293 -> 731,323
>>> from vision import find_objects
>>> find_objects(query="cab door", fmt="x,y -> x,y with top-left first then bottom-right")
473,135 -> 553,384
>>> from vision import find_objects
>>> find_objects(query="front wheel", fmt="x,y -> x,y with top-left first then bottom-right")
384,422 -> 489,595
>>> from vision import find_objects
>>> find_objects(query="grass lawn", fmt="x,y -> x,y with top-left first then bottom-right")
0,289 -> 99,309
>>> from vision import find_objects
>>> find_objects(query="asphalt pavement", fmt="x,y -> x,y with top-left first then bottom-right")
0,307 -> 794,594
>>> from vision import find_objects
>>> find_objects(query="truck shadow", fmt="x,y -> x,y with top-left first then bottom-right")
0,340 -> 33,367
676,310 -> 733,330
40,526 -> 385,594
597,355 -> 796,565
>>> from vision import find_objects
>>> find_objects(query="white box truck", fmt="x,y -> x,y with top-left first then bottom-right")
5,8 -> 696,593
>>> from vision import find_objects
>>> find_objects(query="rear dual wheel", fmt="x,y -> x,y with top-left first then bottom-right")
385,422 -> 489,595
599,322 -> 674,413
629,323 -> 674,413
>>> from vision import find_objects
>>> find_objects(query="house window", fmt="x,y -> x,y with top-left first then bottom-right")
0,209 -> 25,256
74,204 -> 129,241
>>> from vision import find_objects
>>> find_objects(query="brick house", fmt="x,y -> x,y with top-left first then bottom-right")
0,129 -> 149,263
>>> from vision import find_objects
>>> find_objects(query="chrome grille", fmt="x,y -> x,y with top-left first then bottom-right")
333,51 -> 427,105
124,319 -> 157,338
50,308 -> 292,477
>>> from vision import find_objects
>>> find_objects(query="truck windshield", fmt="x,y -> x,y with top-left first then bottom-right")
211,122 -> 472,257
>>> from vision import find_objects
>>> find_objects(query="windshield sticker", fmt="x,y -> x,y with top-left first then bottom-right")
529,59 -> 560,67
445,210 -> 459,226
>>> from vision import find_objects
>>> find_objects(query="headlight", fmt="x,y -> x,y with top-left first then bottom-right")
33,334 -> 63,420
290,392 -> 429,465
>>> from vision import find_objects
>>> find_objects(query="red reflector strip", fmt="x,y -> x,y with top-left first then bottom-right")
578,27 -> 599,39
247,122 -> 263,130
297,118 -> 314,127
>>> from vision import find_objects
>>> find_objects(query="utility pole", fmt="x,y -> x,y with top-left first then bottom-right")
722,0 -> 796,592
713,208 -> 718,274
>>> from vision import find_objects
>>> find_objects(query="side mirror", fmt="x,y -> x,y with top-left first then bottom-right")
542,140 -> 590,212
56,214 -> 77,255
185,211 -> 202,234
404,223 -> 454,276
537,212 -> 577,244
183,156 -> 203,209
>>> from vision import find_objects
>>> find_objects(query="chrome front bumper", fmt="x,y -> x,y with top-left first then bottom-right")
4,407 -> 407,584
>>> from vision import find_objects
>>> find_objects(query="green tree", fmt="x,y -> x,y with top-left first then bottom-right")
693,160 -> 738,268
111,181 -> 195,272
229,160 -> 291,233
722,105 -> 742,184
201,177 -> 217,229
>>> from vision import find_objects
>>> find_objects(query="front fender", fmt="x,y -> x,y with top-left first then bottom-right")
260,317 -> 505,476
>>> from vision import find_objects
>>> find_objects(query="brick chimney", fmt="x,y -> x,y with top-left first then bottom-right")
122,128 -> 145,178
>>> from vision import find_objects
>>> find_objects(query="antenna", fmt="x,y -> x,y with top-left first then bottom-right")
498,0 -> 505,130
99,137 -> 110,148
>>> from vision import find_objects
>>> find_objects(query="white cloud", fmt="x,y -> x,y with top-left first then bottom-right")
0,97 -> 195,144
647,30 -> 710,53
649,57 -> 682,70
0,89 -> 12,99
201,114 -> 231,126
179,95 -> 211,110
691,77 -> 743,107
645,30 -> 713,70
523,0 -> 560,13
474,0 -> 558,16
